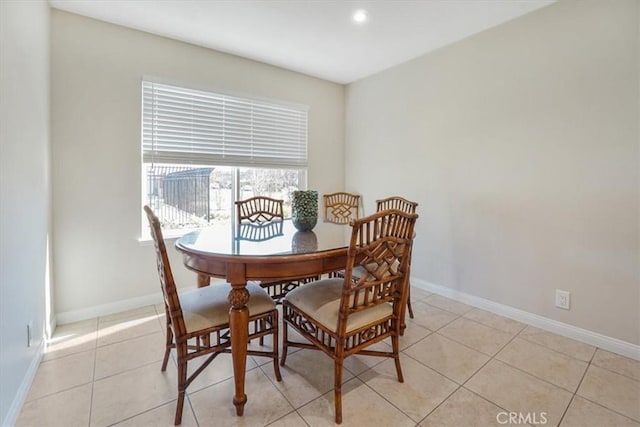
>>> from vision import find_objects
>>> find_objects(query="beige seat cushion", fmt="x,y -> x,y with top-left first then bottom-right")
284,278 -> 392,333
180,282 -> 275,333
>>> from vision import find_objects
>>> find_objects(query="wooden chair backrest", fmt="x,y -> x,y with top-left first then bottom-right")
144,205 -> 186,337
376,196 -> 418,214
236,196 -> 284,224
323,192 -> 360,224
338,209 -> 418,334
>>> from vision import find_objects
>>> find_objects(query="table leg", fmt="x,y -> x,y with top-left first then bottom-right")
228,283 -> 250,416
197,273 -> 210,287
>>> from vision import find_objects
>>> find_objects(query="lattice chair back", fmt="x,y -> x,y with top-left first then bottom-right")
376,196 -> 418,214
236,196 -> 284,224
375,196 -> 418,324
144,205 -> 186,338
337,209 -> 418,337
323,192 -> 361,224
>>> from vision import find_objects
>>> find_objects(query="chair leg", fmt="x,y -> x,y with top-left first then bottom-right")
391,333 -> 404,383
175,346 -> 188,425
334,360 -> 344,424
162,327 -> 173,372
280,310 -> 289,367
271,310 -> 282,381
407,286 -> 414,319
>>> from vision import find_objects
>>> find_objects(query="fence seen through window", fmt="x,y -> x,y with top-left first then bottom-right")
144,164 -> 303,233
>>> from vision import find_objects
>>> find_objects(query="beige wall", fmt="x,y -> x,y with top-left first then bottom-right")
51,10 -> 345,315
0,0 -> 50,422
346,0 -> 639,344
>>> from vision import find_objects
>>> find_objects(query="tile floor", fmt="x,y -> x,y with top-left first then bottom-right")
17,288 -> 640,427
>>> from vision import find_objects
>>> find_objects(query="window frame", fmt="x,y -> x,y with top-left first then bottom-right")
140,78 -> 309,240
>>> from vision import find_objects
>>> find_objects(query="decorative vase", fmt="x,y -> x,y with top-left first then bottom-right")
291,231 -> 318,253
291,190 -> 318,232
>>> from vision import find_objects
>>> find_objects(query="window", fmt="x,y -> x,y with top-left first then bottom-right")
141,80 -> 308,237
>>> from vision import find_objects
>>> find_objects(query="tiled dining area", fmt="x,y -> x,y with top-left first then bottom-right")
17,288 -> 640,427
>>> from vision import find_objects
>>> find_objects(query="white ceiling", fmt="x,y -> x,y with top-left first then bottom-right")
49,0 -> 555,84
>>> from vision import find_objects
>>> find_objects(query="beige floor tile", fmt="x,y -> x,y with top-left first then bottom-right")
560,396 -> 640,427
90,361 -> 178,426
408,300 -> 458,332
265,348 -> 354,409
343,341 -> 390,376
95,332 -> 166,380
187,352 -> 259,394
266,411 -> 308,427
113,399 -> 198,426
424,295 -> 474,315
253,353 -> 287,378
438,317 -> 513,356
250,323 -> 303,367
420,387 -> 505,427
404,333 -> 490,384
16,383 -> 92,427
398,322 -> 432,350
26,350 -> 95,402
592,349 -> 640,381
577,365 -> 640,422
97,313 -> 163,347
359,354 -> 458,422
52,317 -> 98,333
466,359 -> 573,427
463,308 -> 526,335
297,377 -> 415,427
496,338 -> 588,392
189,368 -> 294,427
518,326 -> 596,362
21,301 -> 640,427
98,305 -> 158,324
44,318 -> 98,361
409,286 -> 432,301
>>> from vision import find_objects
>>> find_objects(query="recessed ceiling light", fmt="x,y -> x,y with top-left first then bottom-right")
352,9 -> 368,24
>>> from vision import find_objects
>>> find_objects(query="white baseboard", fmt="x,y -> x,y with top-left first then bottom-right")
411,278 -> 640,361
55,292 -> 164,325
2,341 -> 45,427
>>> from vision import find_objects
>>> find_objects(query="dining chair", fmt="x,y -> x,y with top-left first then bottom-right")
376,196 -> 418,215
144,206 -> 282,425
281,209 -> 418,424
334,196 -> 419,324
376,196 -> 418,320
323,192 -> 360,224
235,196 -> 315,300
235,196 -> 284,223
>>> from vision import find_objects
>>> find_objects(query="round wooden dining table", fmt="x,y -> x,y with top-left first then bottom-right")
175,219 -> 349,416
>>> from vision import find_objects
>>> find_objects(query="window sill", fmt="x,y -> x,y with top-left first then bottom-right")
138,227 -> 200,246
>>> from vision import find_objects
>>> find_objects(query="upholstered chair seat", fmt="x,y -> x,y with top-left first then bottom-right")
284,278 -> 393,333
180,282 -> 277,333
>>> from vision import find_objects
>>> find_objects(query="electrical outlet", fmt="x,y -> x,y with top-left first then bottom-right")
555,290 -> 570,310
27,322 -> 32,347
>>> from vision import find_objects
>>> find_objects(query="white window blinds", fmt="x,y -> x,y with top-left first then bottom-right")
142,81 -> 308,168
